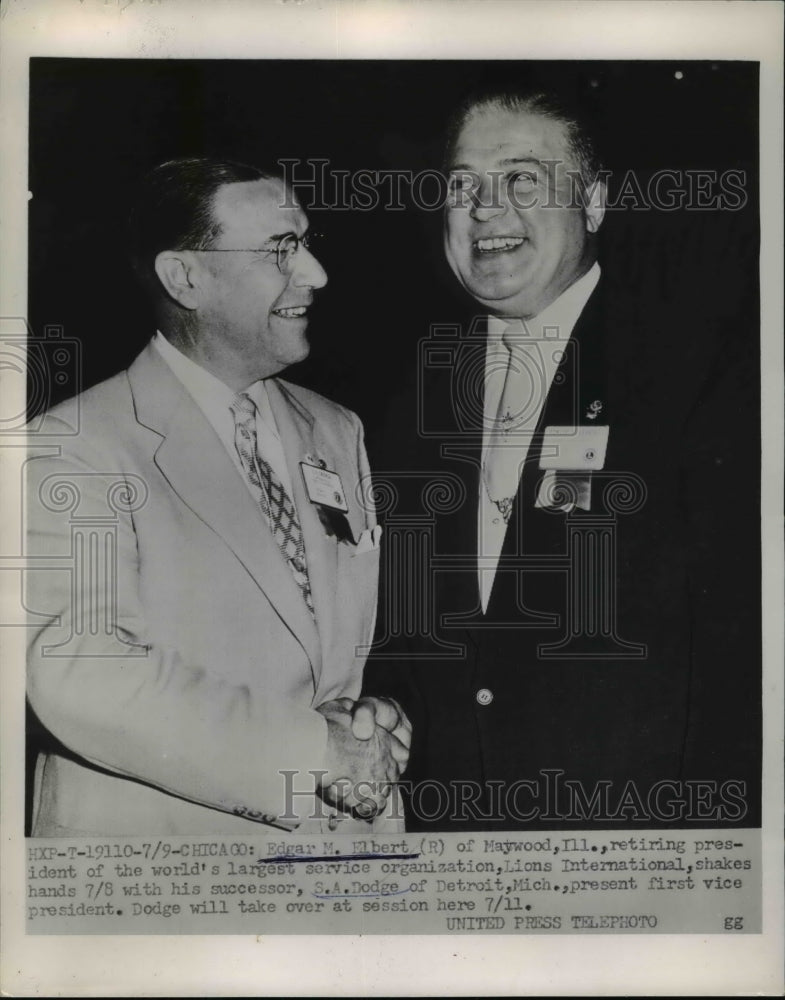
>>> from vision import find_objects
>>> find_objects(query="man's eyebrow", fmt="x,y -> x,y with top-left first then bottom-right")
447,156 -> 544,172
258,229 -> 302,244
498,156 -> 544,169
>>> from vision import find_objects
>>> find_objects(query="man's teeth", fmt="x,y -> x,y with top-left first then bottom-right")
475,236 -> 525,252
274,306 -> 307,318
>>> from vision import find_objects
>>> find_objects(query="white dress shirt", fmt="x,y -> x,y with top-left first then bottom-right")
152,331 -> 295,500
478,262 -> 601,612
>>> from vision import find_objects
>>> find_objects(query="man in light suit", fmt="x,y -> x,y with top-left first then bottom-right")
26,157 -> 409,836
364,85 -> 759,830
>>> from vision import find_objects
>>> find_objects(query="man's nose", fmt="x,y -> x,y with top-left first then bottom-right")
470,175 -> 508,222
292,245 -> 328,289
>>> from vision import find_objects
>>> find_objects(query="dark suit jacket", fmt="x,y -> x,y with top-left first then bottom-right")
364,272 -> 760,831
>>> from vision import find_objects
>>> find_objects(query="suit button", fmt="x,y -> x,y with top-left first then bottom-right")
476,688 -> 493,706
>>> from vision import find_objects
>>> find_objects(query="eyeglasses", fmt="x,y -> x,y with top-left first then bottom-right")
181,231 -> 325,275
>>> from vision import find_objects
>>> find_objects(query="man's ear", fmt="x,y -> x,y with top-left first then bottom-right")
584,179 -> 606,234
154,251 -> 201,310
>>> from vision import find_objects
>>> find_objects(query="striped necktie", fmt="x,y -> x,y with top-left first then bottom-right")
231,392 -> 315,618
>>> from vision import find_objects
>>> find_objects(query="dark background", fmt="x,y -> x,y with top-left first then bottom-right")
26,59 -> 760,831
28,58 -> 759,434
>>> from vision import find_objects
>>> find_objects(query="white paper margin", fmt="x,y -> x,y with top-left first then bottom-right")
1,0 -> 782,995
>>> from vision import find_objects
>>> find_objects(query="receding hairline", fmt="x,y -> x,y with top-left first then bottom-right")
208,177 -> 303,241
448,102 -> 576,161
445,91 -> 601,186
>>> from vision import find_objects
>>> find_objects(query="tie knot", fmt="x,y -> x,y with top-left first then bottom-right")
231,392 -> 257,424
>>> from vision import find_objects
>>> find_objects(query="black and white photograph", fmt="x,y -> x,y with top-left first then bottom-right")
23,55 -> 763,834
1,0 -> 782,995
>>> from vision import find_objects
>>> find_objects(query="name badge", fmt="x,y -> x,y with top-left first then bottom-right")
539,425 -> 609,471
300,462 -> 349,512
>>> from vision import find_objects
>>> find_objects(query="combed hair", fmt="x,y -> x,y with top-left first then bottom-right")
128,157 -> 277,293
444,87 -> 604,193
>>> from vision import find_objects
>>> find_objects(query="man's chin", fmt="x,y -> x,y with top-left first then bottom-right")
286,338 -> 311,367
463,281 -> 537,318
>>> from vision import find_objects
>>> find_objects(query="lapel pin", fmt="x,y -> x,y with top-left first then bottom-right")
586,399 -> 603,421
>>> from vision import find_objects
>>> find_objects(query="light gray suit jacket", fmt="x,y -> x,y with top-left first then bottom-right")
26,342 -> 393,836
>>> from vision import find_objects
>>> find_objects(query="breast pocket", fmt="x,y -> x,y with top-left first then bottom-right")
337,543 -> 381,652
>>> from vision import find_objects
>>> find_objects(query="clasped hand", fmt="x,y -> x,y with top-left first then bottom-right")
316,696 -> 411,819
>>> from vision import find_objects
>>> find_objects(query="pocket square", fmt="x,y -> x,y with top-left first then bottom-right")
352,524 -> 382,555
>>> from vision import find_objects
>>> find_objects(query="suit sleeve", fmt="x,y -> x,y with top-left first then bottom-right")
25,412 -> 328,829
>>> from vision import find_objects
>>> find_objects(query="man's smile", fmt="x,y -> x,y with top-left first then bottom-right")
473,235 -> 528,254
271,304 -> 310,319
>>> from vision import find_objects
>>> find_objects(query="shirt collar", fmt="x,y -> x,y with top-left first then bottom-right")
487,261 -> 601,348
152,331 -> 278,435
153,330 -> 235,408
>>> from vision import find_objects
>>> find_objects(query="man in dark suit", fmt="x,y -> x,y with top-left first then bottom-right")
364,86 -> 760,831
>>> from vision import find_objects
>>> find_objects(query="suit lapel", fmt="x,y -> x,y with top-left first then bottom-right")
517,282 -> 610,507
480,284 -> 611,624
545,284 -> 608,430
127,344 -> 322,678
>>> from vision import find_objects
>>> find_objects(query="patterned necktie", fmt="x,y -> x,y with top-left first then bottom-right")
482,326 -> 544,524
231,392 -> 315,618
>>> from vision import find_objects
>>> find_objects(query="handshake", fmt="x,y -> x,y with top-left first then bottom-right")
316,696 -> 411,820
